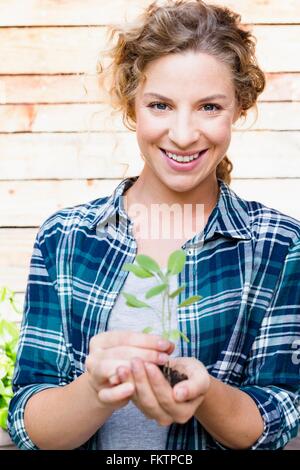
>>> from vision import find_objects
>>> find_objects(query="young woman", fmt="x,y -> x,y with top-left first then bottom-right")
8,0 -> 300,450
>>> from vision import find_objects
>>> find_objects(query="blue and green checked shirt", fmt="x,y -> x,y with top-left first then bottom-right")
8,176 -> 300,450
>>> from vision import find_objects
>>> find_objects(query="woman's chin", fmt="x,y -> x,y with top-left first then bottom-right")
160,173 -> 203,193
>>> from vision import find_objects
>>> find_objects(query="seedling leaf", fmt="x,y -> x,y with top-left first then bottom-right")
142,327 -> 154,334
167,250 -> 186,275
177,295 -> 202,308
122,292 -> 151,308
136,254 -> 161,273
145,283 -> 168,299
179,331 -> 190,343
169,284 -> 186,299
162,331 -> 170,341
170,329 -> 180,341
122,263 -> 153,278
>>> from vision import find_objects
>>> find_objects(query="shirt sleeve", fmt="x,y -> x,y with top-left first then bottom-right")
239,237 -> 300,450
7,228 -> 73,450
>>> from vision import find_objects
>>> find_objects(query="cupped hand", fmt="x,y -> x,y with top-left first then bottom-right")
115,356 -> 210,426
84,330 -> 175,411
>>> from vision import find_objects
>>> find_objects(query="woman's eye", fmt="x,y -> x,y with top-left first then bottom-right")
148,102 -> 168,111
203,103 -> 220,113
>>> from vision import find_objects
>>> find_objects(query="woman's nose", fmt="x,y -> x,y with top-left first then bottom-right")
168,118 -> 201,149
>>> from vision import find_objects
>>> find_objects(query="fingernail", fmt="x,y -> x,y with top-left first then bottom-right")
158,340 -> 171,351
175,388 -> 187,401
158,353 -> 169,365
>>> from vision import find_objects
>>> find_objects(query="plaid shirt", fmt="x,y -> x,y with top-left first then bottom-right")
8,176 -> 300,450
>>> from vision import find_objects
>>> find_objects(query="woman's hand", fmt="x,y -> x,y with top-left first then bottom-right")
115,356 -> 211,426
84,331 -> 175,412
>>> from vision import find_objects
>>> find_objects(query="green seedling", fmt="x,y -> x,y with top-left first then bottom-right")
121,249 -> 202,344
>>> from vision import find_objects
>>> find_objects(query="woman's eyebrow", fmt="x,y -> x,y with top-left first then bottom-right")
143,92 -> 227,102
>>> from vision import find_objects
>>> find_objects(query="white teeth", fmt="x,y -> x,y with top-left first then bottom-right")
165,151 -> 200,163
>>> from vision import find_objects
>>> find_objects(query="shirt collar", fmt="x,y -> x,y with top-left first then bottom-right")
204,179 -> 252,241
87,176 -> 138,230
87,176 -> 252,241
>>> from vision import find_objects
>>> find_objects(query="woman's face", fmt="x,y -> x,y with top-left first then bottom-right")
134,51 -> 240,193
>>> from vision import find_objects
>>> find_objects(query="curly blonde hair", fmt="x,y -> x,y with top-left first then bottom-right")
98,0 -> 266,184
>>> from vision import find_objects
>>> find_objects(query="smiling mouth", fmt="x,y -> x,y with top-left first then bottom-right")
160,148 -> 208,163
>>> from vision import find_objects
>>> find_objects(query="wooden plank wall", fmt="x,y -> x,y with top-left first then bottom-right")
0,0 -> 300,310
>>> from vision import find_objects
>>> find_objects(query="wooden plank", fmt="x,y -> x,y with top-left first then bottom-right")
0,131 -> 300,181
0,179 -> 122,227
254,25 -> 300,73
1,73 -> 300,105
0,103 -> 123,132
0,74 -> 102,104
0,178 -> 299,228
230,131 -> 300,178
209,0 -> 300,23
0,0 -> 300,26
0,132 -> 142,179
0,0 -> 150,27
262,73 -> 300,102
0,228 -> 37,299
0,27 -> 107,74
0,101 -> 299,133
237,103 -> 300,131
231,179 -> 300,222
0,26 -> 300,74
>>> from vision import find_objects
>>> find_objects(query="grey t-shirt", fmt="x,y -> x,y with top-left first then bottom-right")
97,268 -> 180,450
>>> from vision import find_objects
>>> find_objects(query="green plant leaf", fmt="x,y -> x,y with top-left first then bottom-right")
169,284 -> 186,299
0,379 -> 5,395
177,295 -> 202,308
0,287 -> 6,303
179,331 -> 190,343
0,319 -> 20,356
135,255 -> 161,273
170,329 -> 180,341
162,331 -> 170,341
167,250 -> 186,275
6,337 -> 19,364
6,362 -> 15,381
0,355 -> 10,380
9,297 -> 22,315
0,407 -> 8,431
145,283 -> 168,299
122,292 -> 151,309
3,385 -> 13,399
142,327 -> 154,334
122,263 -> 153,278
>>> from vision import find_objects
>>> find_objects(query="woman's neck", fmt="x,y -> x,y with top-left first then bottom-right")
124,167 -> 220,221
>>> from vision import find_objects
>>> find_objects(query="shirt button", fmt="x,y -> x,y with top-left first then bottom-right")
187,249 -> 193,255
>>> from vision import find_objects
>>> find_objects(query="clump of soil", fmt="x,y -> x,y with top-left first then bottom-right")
158,363 -> 188,387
